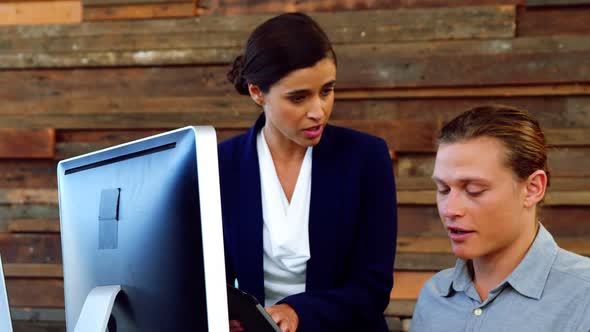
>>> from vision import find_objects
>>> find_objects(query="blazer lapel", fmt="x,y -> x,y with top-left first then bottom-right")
306,125 -> 344,290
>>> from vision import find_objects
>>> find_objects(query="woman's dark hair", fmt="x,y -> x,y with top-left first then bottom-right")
227,12 -> 337,95
439,105 -> 551,188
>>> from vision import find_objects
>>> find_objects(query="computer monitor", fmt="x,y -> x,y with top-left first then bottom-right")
0,254 -> 14,332
57,126 -> 228,332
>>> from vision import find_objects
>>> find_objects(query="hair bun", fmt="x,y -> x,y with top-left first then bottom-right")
227,55 -> 249,95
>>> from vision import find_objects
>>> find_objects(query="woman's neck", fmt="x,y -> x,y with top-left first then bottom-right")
262,125 -> 307,164
471,221 -> 539,301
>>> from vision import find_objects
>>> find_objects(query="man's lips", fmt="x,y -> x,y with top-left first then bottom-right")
447,226 -> 475,242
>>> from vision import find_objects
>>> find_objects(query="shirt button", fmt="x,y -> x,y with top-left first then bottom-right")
473,308 -> 483,316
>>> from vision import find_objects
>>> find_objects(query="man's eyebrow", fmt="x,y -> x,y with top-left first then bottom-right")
431,176 -> 490,184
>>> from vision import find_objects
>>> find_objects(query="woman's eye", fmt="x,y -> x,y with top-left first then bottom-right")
288,95 -> 306,103
437,188 -> 450,195
320,88 -> 334,97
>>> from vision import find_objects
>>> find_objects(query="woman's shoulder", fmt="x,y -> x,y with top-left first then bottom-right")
217,131 -> 250,159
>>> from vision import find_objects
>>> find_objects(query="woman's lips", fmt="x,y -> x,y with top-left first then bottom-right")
303,125 -> 323,139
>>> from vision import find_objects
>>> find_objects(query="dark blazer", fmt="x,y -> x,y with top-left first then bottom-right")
218,114 -> 397,332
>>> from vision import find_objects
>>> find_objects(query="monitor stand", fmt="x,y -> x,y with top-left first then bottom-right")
74,285 -> 121,332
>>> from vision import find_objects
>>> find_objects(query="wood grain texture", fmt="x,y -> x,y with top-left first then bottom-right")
6,278 -> 63,307
198,0 -> 522,15
0,189 -> 57,205
84,2 -> 195,21
8,219 -> 60,233
0,7 -> 514,47
4,263 -> 62,277
518,6 -> 590,36
3,35 -> 590,90
0,1 -> 81,25
0,233 -> 61,264
0,161 -> 58,188
0,129 -> 55,159
526,0 -> 590,6
390,271 -> 435,300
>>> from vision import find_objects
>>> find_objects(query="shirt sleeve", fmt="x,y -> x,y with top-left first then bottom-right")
278,138 -> 397,331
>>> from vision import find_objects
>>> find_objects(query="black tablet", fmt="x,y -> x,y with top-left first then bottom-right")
227,284 -> 282,332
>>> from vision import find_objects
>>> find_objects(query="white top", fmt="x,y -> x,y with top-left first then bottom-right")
257,129 -> 312,307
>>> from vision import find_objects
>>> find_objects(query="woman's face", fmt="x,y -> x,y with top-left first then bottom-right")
432,136 -> 535,262
250,57 -> 336,149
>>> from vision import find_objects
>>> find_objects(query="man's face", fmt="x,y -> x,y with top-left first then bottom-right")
432,137 -> 531,261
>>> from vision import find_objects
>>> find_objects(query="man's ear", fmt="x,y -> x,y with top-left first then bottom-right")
248,84 -> 264,106
523,170 -> 548,208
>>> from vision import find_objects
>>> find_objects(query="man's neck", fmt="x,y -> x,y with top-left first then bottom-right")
471,222 -> 540,301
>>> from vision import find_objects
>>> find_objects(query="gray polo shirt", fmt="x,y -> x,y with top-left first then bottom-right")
410,224 -> 590,332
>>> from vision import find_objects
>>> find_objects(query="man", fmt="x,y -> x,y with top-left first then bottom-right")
411,105 -> 590,331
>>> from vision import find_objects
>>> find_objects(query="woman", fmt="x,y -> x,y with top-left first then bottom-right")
410,105 -> 590,331
218,12 -> 397,332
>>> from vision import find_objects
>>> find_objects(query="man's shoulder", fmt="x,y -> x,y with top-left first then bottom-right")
552,248 -> 590,284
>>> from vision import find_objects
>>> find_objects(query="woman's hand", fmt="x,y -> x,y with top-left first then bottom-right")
265,304 -> 299,332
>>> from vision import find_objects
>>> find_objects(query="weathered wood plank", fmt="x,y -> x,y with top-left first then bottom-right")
391,271 -> 435,300
0,1 -> 81,26
12,321 -> 66,332
0,205 -> 59,230
338,84 -> 590,99
0,234 -> 61,264
6,69 -> 590,102
0,189 -> 57,205
11,308 -> 65,322
385,299 -> 416,317
0,7 -> 515,48
518,6 -> 590,36
395,252 -> 455,271
6,279 -> 63,307
4,264 -> 62,278
8,219 -> 60,233
0,129 -> 55,159
84,2 -> 195,21
0,161 -> 57,188
3,35 -> 590,89
84,0 -> 192,5
198,0 -> 522,15
3,94 -> 590,135
526,0 -> 590,6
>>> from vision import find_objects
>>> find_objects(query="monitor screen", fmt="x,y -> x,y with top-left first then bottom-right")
0,255 -> 13,332
57,127 -> 228,331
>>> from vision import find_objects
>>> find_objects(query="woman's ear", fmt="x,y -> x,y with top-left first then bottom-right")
523,170 -> 548,208
248,84 -> 265,106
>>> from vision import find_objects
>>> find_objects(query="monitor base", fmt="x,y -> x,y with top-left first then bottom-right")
74,285 -> 121,332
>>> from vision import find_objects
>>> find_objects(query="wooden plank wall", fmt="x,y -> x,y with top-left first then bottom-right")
1,0 -> 589,331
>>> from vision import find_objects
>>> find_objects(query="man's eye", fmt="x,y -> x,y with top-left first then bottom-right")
437,188 -> 450,195
467,190 -> 484,197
